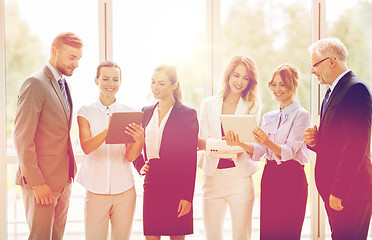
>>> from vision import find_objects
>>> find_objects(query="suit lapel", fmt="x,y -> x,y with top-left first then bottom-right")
44,66 -> 71,124
142,101 -> 180,158
142,103 -> 158,128
320,71 -> 353,125
161,100 -> 181,134
159,100 -> 181,153
215,97 -> 224,139
235,97 -> 248,114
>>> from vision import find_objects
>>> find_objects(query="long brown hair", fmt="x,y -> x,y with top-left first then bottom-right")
154,65 -> 182,102
218,54 -> 259,113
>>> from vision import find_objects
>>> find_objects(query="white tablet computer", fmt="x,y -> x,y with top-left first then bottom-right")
105,112 -> 143,144
220,115 -> 257,142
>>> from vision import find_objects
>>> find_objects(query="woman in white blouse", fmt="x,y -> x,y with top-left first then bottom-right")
226,64 -> 310,240
77,61 -> 144,240
198,55 -> 261,240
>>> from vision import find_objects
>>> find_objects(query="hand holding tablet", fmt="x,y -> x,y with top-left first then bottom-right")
220,115 -> 257,142
105,112 -> 144,144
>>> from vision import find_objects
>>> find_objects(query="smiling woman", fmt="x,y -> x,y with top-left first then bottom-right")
76,61 -> 143,240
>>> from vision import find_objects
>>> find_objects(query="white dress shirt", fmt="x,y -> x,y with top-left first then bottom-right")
198,95 -> 260,177
76,100 -> 135,194
327,69 -> 351,98
46,62 -> 62,81
251,100 -> 310,165
326,69 -> 351,103
145,105 -> 173,160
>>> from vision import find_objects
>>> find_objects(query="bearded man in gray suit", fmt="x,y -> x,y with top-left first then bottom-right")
14,32 -> 83,240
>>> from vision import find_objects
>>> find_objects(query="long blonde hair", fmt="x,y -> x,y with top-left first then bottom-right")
218,54 -> 259,112
154,65 -> 182,102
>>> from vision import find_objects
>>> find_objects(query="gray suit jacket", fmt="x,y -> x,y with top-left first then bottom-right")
14,65 -> 77,192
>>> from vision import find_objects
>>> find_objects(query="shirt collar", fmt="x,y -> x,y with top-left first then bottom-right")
46,62 -> 64,81
330,69 -> 351,92
278,100 -> 300,115
93,99 -> 120,112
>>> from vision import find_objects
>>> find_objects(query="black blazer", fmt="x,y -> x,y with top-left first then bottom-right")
312,71 -> 372,204
133,100 -> 199,202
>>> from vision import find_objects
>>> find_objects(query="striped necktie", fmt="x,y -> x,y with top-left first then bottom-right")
58,78 -> 71,119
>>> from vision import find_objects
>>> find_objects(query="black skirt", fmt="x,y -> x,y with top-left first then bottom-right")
260,160 -> 308,240
142,158 -> 193,236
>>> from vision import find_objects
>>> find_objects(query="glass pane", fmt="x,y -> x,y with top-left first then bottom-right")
5,0 -> 99,156
112,1 -> 207,239
5,0 -> 98,238
327,0 -> 372,89
220,0 -> 311,239
7,164 -> 27,239
112,0 -> 207,112
326,0 -> 372,239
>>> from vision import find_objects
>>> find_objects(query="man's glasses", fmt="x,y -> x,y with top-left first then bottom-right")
312,57 -> 331,68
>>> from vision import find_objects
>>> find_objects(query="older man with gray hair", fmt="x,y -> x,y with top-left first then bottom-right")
304,37 -> 372,240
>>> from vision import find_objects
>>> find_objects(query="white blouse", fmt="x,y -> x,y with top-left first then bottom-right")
76,99 -> 134,194
145,105 -> 173,160
251,100 -> 310,165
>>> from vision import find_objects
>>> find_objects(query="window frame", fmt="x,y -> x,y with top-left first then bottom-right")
0,0 -> 6,238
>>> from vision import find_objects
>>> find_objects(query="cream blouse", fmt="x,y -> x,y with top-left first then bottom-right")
145,105 -> 173,160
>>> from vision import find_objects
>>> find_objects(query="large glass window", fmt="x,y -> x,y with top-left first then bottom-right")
5,0 -> 98,239
3,0 -> 371,239
112,0 -> 207,111
220,0 -> 311,238
5,0 -> 99,155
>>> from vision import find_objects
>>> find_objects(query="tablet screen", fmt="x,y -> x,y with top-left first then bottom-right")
220,115 -> 257,142
105,111 -> 144,144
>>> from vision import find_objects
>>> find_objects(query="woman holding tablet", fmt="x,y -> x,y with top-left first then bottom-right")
198,55 -> 261,240
133,65 -> 198,240
76,61 -> 144,240
226,64 -> 310,240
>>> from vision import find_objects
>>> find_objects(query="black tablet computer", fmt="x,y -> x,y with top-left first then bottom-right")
105,111 -> 144,144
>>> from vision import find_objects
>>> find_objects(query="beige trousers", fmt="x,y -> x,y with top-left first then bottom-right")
202,167 -> 255,240
22,183 -> 72,240
84,187 -> 136,240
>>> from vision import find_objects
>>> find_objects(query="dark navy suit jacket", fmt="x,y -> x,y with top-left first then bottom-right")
311,71 -> 372,205
133,100 -> 199,202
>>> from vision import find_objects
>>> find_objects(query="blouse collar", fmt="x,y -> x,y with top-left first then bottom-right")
279,100 -> 300,115
217,95 -> 250,115
93,99 -> 120,113
276,100 -> 300,127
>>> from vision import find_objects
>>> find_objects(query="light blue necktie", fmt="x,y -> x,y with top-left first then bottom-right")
58,78 -> 70,119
